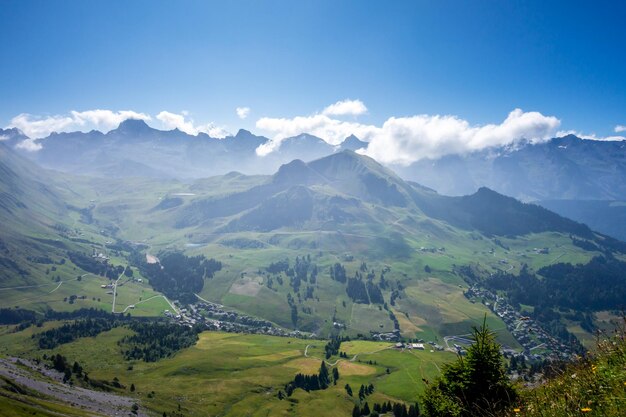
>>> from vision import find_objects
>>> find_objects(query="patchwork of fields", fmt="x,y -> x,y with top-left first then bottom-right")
0,326 -> 455,417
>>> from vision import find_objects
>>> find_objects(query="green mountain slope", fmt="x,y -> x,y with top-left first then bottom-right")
1,147 -> 622,352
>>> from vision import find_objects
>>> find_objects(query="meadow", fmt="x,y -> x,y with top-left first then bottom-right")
0,325 -> 455,417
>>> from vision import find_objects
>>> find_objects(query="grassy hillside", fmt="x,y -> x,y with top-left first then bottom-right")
2,146 -> 620,358
0,324 -> 454,417
504,318 -> 626,417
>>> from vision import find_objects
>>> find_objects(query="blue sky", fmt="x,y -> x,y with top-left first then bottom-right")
1,0 -> 625,154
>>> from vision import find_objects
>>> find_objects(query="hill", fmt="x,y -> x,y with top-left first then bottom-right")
1,146 -> 624,358
0,141 -> 75,284
538,199 -> 626,242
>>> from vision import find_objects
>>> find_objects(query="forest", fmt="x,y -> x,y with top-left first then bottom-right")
137,251 -> 222,303
484,256 -> 626,311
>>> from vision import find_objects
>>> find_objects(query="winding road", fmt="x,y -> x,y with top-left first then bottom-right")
303,344 -> 391,366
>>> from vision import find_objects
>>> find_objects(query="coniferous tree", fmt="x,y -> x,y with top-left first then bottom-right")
422,318 -> 517,416
319,361 -> 329,389
408,403 -> 420,417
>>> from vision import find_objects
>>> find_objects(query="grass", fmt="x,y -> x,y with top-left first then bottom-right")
503,317 -> 626,417
0,324 -> 456,417
0,391 -> 95,417
349,304 -> 395,334
1,166 -> 608,413
1,167 -> 599,345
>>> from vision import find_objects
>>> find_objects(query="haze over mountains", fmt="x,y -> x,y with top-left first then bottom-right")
2,136 -> 622,328
4,119 -> 626,239
3,120 -> 624,199
3,116 -> 626,416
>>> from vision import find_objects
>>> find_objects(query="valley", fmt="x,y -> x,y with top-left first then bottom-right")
1,139 -> 625,416
3,3 -> 626,415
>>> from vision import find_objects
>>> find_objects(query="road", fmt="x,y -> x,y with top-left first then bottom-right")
0,273 -> 91,292
550,252 -> 566,264
443,335 -> 473,350
120,294 -> 177,314
195,293 -> 223,308
111,266 -> 127,313
303,344 -> 390,366
1,273 -> 93,306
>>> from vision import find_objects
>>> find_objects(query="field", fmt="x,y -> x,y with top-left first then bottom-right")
0,325 -> 456,417
0,163 -> 605,348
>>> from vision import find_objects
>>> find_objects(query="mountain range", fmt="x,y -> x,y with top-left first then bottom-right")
3,121 -> 625,200
1,137 -> 622,342
7,121 -> 626,240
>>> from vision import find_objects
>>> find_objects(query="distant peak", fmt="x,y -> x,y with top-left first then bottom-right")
273,159 -> 324,185
114,118 -> 152,133
235,129 -> 253,138
472,187 -> 511,201
553,134 -> 582,145
475,186 -> 499,195
340,134 -> 368,151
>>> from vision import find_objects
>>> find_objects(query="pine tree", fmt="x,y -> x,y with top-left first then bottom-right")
361,402 -> 370,416
408,402 -> 420,417
422,317 -> 517,416
319,361 -> 329,389
345,383 -> 353,396
352,404 -> 361,417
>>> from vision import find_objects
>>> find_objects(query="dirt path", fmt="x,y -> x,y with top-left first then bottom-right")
0,357 -> 148,417
304,344 -> 390,366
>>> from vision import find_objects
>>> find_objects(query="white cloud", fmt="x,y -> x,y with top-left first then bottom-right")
255,102 -> 561,163
156,111 -> 229,138
236,107 -> 250,120
556,130 -> 626,142
15,138 -> 43,151
363,109 -> 560,165
0,134 -> 8,141
156,111 -> 198,134
615,125 -> 626,133
201,124 -> 230,138
9,114 -> 75,139
70,110 -> 151,131
322,99 -> 367,116
5,110 -> 230,151
255,114 -> 379,156
8,110 -> 151,140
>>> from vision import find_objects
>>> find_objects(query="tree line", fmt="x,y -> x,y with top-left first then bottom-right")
135,251 -> 222,304
280,361 -> 338,397
352,401 -> 420,417
485,257 -> 626,311
120,321 -> 201,362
